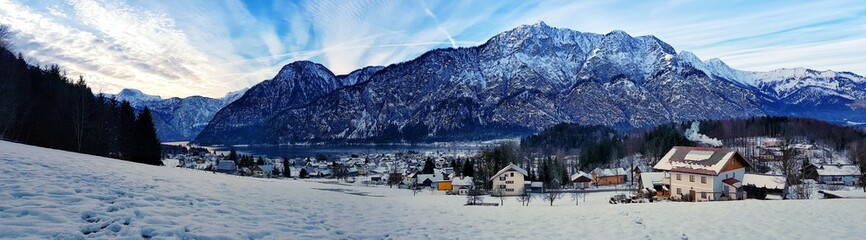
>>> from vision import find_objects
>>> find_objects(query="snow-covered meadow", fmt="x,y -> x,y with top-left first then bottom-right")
1,141 -> 865,239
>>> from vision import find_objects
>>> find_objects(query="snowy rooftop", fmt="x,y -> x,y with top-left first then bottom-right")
571,171 -> 592,182
597,168 -> 627,177
653,147 -> 749,175
490,163 -> 528,181
743,173 -> 786,190
816,164 -> 861,176
639,172 -> 666,189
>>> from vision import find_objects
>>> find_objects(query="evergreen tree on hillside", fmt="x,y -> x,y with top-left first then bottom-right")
133,107 -> 161,165
118,101 -> 137,160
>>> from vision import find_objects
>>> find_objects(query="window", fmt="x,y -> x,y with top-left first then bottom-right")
499,184 -> 506,189
505,181 -> 514,184
500,176 -> 506,181
690,175 -> 695,182
701,192 -> 707,199
506,189 -> 514,192
677,188 -> 682,195
510,172 -> 514,177
676,174 -> 681,180
701,176 -> 707,184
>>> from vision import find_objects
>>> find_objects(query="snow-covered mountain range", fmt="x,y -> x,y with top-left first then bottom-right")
108,88 -> 247,141
194,22 -> 866,145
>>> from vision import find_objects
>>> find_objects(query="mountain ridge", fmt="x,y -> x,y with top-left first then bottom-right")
194,22 -> 866,145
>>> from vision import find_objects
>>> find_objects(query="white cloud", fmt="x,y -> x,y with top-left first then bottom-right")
2,0 -> 865,98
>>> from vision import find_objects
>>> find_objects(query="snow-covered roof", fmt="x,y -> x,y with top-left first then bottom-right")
216,161 -> 236,170
597,168 -> 627,177
653,147 -> 750,175
816,164 -> 861,176
818,190 -> 866,199
489,163 -> 528,181
743,173 -> 785,190
639,172 -> 666,189
451,177 -> 474,186
256,165 -> 274,172
416,173 -> 443,183
530,182 -> 543,188
571,171 -> 592,182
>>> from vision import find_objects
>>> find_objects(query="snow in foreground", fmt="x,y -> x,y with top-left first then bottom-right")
1,141 -> 865,239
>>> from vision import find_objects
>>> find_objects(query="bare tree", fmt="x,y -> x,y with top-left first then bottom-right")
542,190 -> 563,206
516,190 -> 532,206
778,138 -> 800,199
848,140 -> 866,192
571,189 -> 587,206
466,189 -> 484,205
494,189 -> 505,206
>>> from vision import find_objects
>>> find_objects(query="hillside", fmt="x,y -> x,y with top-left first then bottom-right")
2,140 -> 864,239
195,22 -> 866,145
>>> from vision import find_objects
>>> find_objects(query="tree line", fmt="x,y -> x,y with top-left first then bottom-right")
0,25 -> 161,165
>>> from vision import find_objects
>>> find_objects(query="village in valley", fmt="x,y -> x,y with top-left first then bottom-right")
161,129 -> 865,206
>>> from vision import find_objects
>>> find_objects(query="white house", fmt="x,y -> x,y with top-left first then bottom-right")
653,147 -> 753,201
489,163 -> 527,196
816,164 -> 861,186
450,176 -> 474,195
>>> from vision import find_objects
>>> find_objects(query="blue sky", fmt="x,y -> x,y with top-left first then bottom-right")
2,0 -> 865,98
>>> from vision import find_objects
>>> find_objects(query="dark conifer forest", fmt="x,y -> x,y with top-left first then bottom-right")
0,26 -> 161,165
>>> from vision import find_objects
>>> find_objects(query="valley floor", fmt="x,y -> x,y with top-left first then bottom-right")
1,141 -> 864,239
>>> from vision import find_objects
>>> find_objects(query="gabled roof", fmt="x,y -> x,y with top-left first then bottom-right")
816,164 -> 861,176
722,178 -> 740,185
639,172 -> 666,189
571,171 -> 592,182
255,165 -> 274,172
216,161 -> 236,170
451,177 -> 474,186
597,168 -> 627,177
653,146 -> 751,176
489,163 -> 528,181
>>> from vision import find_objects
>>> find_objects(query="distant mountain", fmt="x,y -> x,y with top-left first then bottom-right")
108,88 -> 247,141
194,22 -> 866,145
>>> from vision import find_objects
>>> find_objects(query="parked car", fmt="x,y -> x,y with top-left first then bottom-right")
609,193 -> 636,204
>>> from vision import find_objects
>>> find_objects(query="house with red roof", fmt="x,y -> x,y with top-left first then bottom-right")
653,147 -> 753,202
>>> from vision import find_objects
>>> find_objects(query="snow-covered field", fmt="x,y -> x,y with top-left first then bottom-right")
1,141 -> 865,239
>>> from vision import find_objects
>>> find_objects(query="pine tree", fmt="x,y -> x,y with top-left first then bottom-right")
118,101 -> 137,161
227,148 -> 238,161
422,157 -> 435,174
283,158 -> 292,178
133,107 -> 161,165
299,168 -> 309,178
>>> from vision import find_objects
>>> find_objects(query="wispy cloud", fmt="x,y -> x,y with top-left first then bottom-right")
1,0 -> 865,98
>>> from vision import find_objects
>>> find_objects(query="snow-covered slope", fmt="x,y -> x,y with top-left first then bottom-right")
2,140 -> 865,239
108,88 -> 248,141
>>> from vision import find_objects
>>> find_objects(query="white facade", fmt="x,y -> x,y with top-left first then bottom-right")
490,164 -> 527,196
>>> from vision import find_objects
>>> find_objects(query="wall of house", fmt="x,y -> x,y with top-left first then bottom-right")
596,176 -> 625,185
670,172 -> 715,201
492,170 -> 525,196
714,168 -> 746,199
820,175 -> 861,186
